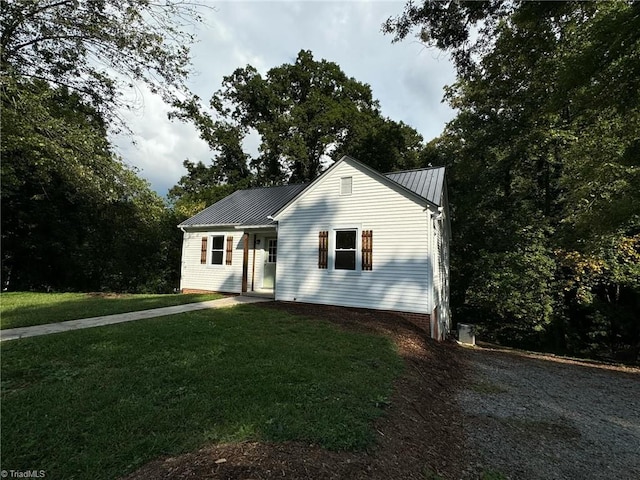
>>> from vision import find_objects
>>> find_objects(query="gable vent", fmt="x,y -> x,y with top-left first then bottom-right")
340,176 -> 352,195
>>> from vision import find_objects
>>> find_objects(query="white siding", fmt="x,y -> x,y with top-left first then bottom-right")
275,160 -> 433,314
179,229 -> 244,293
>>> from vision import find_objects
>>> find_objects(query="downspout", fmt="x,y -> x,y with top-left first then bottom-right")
425,208 -> 434,335
429,206 -> 444,339
428,207 -> 443,339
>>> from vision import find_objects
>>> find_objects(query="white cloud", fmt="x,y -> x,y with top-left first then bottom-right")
112,1 -> 457,196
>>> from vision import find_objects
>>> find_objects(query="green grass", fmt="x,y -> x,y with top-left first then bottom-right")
481,470 -> 508,480
469,380 -> 507,394
0,291 -> 223,329
1,304 -> 403,479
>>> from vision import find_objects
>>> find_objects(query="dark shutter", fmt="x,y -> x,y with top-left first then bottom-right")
200,237 -> 207,264
319,231 -> 328,269
362,230 -> 373,271
226,236 -> 234,265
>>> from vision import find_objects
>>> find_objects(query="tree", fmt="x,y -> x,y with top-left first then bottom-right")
387,1 -> 640,359
1,0 -> 205,124
172,49 -> 426,187
0,0 -> 205,291
383,0 -> 513,77
1,78 -> 180,292
167,160 -> 251,219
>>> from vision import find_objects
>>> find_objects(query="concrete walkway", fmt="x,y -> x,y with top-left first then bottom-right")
0,296 -> 271,342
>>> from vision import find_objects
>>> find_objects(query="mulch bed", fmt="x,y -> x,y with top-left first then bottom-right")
122,302 -> 469,480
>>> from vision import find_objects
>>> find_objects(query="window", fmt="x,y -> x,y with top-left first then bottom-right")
340,176 -> 352,195
210,235 -> 224,265
335,230 -> 356,270
267,239 -> 277,263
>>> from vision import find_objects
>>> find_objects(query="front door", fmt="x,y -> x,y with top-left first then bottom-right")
263,238 -> 277,289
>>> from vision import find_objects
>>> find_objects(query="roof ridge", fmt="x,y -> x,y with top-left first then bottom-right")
384,165 -> 444,175
236,182 -> 309,192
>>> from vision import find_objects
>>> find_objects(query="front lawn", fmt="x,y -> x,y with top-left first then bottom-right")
0,304 -> 403,480
0,291 -> 223,329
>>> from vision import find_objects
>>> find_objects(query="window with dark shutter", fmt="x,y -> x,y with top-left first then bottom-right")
200,237 -> 207,264
226,236 -> 234,265
319,231 -> 328,269
210,235 -> 224,265
335,230 -> 357,270
362,230 -> 373,270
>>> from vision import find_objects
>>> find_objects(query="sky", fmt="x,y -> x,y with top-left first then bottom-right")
112,1 -> 457,196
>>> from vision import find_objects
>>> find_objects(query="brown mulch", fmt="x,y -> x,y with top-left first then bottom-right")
122,302 -> 469,480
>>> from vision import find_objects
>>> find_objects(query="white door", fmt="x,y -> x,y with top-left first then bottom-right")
263,238 -> 277,289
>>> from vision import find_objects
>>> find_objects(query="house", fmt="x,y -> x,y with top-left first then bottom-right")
178,156 -> 451,339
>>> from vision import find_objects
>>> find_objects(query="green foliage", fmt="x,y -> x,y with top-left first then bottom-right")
0,291 -> 222,329
1,78 -> 180,292
167,160 -> 253,219
1,1 -> 207,292
384,0 -> 513,77
1,0 -> 205,123
390,1 -> 640,359
1,305 -> 403,479
466,241 -> 556,348
171,49 -> 426,193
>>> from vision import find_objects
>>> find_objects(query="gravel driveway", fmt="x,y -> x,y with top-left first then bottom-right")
457,347 -> 640,480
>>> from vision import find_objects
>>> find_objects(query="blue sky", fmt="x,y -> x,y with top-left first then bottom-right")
112,1 -> 456,196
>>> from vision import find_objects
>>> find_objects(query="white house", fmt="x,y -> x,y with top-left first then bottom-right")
178,156 -> 451,339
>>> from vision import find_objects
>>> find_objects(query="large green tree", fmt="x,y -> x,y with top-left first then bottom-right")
172,49 -> 426,192
1,0 -> 205,124
1,78 -> 181,291
0,0 -> 204,292
387,1 -> 640,359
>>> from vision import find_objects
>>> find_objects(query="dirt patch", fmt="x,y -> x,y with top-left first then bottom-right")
122,302 -> 468,480
86,292 -> 129,298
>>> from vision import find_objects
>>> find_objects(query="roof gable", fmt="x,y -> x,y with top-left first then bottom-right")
272,156 -> 444,220
179,183 -> 307,228
179,157 -> 446,228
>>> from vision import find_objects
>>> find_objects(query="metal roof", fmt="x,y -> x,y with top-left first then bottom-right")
179,183 -> 308,228
179,163 -> 446,229
385,166 -> 445,206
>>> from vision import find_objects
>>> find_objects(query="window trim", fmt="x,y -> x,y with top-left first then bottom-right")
330,225 -> 361,273
208,234 -> 225,266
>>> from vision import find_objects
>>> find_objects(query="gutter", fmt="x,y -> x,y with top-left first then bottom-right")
177,223 -> 242,230
234,224 -> 276,230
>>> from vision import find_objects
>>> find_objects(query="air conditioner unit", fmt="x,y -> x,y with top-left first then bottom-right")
458,323 -> 475,346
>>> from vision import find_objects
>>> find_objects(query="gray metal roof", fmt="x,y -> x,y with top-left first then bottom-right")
179,163 -> 446,229
385,166 -> 445,206
179,183 -> 308,228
